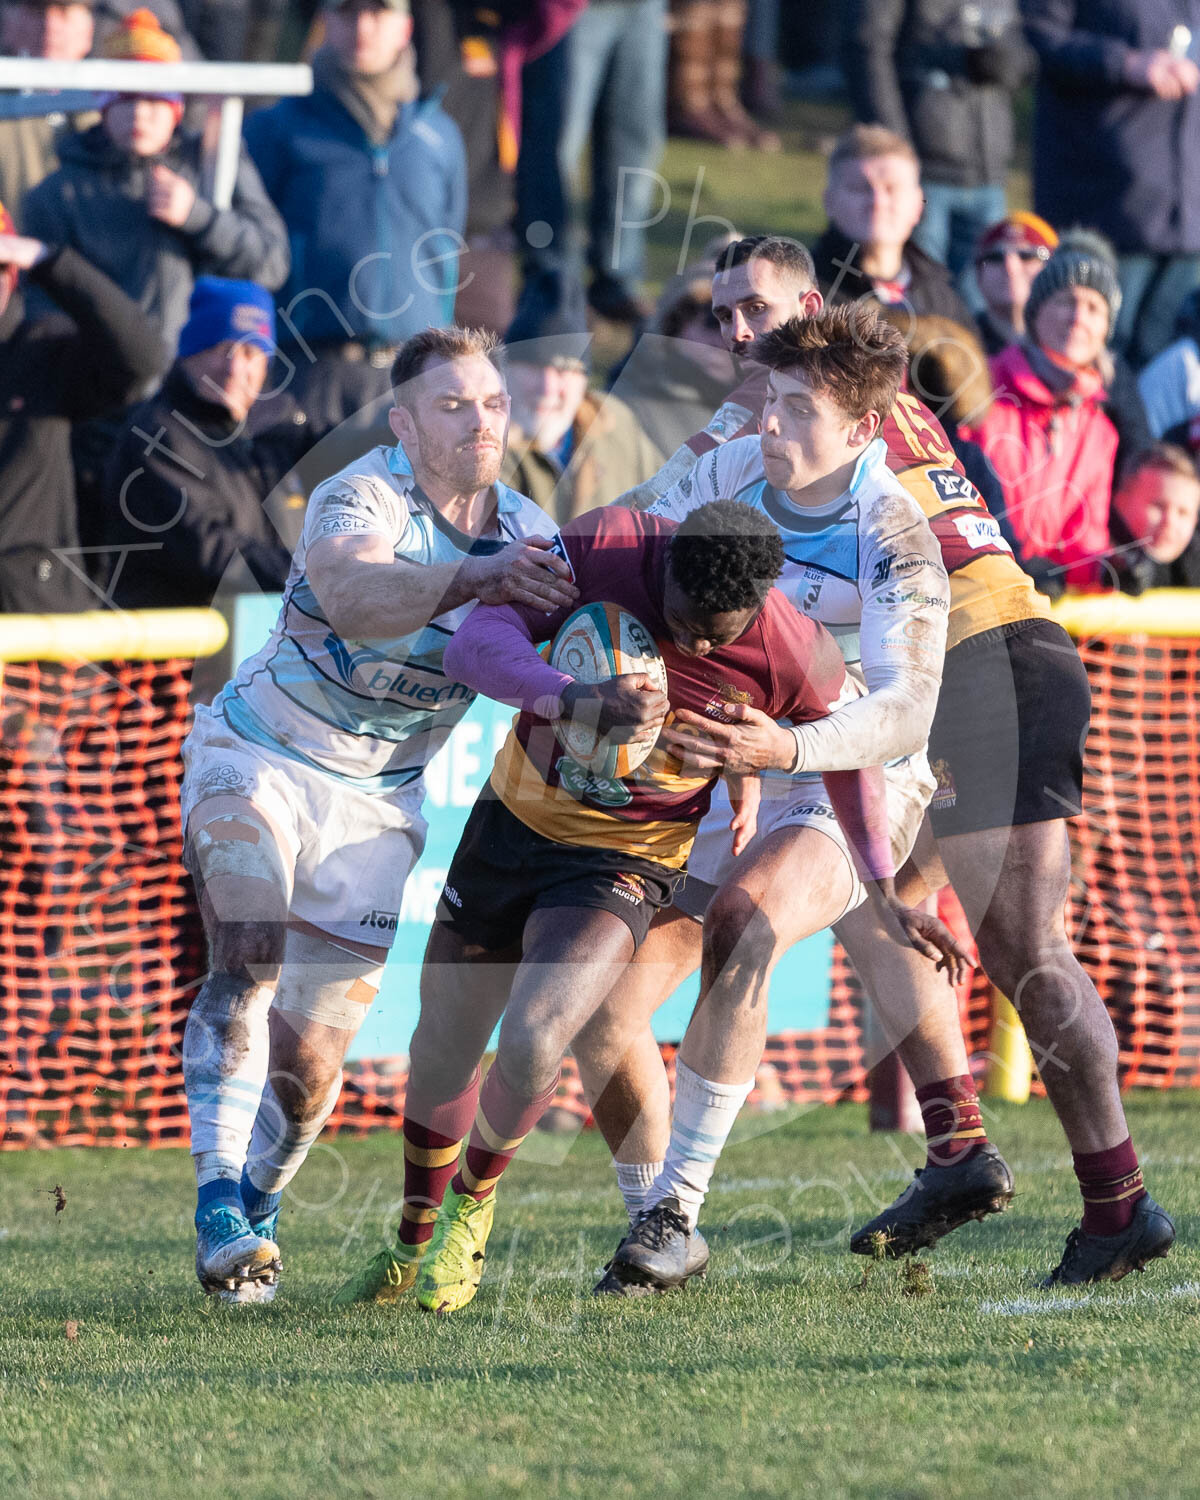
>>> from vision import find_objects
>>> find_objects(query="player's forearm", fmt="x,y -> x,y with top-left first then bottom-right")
822,766 -> 894,882
787,669 -> 942,773
320,557 -> 480,643
614,445 -> 698,511
442,605 -> 573,717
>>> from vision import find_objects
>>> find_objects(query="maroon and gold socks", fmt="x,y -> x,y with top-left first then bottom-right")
452,1061 -> 560,1202
397,1069 -> 480,1250
915,1075 -> 989,1167
1073,1137 -> 1146,1236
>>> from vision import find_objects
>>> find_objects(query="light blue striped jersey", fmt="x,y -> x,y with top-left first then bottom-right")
648,435 -> 947,690
212,445 -> 558,793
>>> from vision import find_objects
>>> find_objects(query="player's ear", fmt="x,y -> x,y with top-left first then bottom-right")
388,402 -> 416,449
800,286 -> 823,318
848,410 -> 881,450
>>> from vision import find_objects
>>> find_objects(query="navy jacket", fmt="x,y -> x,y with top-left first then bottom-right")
845,0 -> 1033,189
245,86 -> 467,351
1023,0 -> 1200,254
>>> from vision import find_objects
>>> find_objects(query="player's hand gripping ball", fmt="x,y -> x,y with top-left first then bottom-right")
550,603 -> 669,780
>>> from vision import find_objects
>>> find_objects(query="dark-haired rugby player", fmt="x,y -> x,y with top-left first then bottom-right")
335,498 -> 967,1312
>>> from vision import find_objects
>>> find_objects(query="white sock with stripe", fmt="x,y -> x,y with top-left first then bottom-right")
644,1061 -> 755,1229
244,1072 -> 343,1195
183,975 -> 275,1191
615,1159 -> 664,1226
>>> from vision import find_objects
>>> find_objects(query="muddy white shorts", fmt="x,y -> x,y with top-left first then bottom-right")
678,751 -> 936,922
180,705 -> 428,949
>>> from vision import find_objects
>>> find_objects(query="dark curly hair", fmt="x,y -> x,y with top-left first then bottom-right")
667,499 -> 784,612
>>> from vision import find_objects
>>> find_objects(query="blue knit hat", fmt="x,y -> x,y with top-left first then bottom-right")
178,277 -> 275,359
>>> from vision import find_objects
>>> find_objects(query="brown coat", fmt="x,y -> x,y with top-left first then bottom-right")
501,389 -> 663,524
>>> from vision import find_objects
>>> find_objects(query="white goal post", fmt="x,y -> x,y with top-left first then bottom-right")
0,58 -> 312,208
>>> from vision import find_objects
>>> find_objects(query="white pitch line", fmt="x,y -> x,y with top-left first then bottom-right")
981,1282 -> 1200,1315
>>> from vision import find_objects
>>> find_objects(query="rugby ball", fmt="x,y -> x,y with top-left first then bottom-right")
549,602 -> 668,779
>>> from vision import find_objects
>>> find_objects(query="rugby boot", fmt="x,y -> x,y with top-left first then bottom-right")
415,1186 -> 496,1313
850,1143 -> 1015,1258
594,1225 -> 710,1296
608,1196 -> 697,1290
1041,1195 -> 1175,1287
332,1241 -> 429,1307
195,1202 -> 280,1304
241,1204 -> 282,1304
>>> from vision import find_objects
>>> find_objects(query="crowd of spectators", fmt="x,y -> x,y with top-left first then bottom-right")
1,0 -> 1200,615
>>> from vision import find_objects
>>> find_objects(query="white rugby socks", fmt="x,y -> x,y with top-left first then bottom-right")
615,1159 -> 664,1226
644,1060 -> 755,1229
183,974 -> 275,1189
244,1072 -> 343,1196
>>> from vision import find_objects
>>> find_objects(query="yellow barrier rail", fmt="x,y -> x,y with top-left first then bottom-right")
1051,588 -> 1200,638
0,609 -> 228,663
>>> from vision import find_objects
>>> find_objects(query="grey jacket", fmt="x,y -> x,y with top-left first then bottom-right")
23,123 -> 289,356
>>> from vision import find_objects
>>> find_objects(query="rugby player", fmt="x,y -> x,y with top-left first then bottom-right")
179,326 -> 577,1302
585,304 -> 997,1293
335,498 -> 966,1313
602,244 -> 1175,1286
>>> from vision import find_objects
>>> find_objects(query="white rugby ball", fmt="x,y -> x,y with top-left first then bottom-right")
549,602 -> 668,779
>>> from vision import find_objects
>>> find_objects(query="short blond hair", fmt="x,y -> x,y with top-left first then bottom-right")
828,123 -> 920,179
1126,442 -> 1200,485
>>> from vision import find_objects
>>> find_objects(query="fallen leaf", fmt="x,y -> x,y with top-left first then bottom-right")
64,1321 -> 78,1341
47,1185 -> 66,1214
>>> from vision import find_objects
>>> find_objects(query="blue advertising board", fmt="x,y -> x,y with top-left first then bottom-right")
231,596 -> 834,1060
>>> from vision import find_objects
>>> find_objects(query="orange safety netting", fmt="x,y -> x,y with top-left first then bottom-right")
3,635 -> 1200,1150
0,660 -> 203,1148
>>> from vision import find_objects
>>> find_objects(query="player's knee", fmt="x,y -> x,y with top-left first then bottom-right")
497,1017 -> 565,1097
573,1006 -> 638,1078
702,886 -> 773,990
272,940 -> 381,1035
210,920 -> 286,986
270,1045 -> 342,1125
975,912 -> 1070,1005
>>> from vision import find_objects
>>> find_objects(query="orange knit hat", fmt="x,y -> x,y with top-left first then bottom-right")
102,8 -> 182,64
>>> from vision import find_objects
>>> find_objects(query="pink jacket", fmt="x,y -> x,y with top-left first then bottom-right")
962,343 -> 1118,586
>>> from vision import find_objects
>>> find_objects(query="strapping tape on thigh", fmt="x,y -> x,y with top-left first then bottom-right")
191,812 -> 288,887
271,929 -> 384,1031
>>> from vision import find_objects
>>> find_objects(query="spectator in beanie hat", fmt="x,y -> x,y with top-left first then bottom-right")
974,211 -> 1058,357
94,275 -> 347,609
964,229 -> 1149,589
23,7 -> 288,356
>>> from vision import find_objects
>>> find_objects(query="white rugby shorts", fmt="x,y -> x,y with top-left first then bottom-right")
180,705 -> 428,948
678,751 -> 936,922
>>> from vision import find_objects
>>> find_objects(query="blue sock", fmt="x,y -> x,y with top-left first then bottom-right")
196,1177 -> 242,1216
240,1167 -> 283,1225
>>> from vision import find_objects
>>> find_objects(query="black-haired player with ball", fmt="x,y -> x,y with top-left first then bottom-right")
336,498 -> 970,1314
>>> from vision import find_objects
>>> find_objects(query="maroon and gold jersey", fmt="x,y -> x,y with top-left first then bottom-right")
487,507 -> 855,869
898,463 -> 1049,648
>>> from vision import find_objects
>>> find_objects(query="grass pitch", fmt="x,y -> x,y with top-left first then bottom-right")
1,1092 -> 1197,1500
